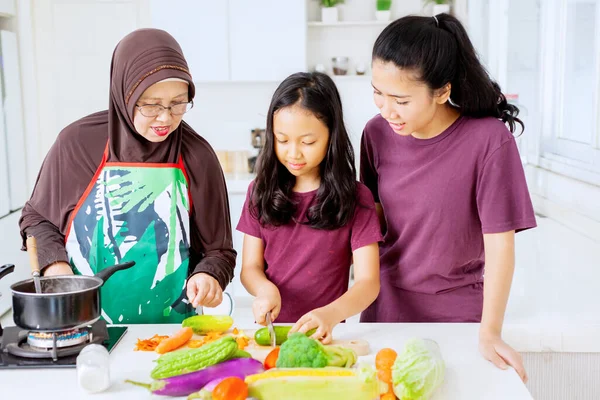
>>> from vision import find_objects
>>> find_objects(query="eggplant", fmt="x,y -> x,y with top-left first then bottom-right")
126,357 -> 263,396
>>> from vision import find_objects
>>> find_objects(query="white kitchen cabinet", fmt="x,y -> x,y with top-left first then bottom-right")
228,0 -> 307,81
149,0 -> 306,82
0,0 -> 14,17
150,0 -> 229,82
0,77 -> 9,217
1,30 -> 28,210
32,0 -> 146,158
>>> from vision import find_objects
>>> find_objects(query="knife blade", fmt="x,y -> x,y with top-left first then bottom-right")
266,311 -> 276,347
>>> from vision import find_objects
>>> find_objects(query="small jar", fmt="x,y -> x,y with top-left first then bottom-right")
77,344 -> 111,393
355,62 -> 367,76
331,57 -> 349,75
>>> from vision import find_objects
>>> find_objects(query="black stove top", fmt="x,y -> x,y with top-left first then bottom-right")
0,320 -> 127,369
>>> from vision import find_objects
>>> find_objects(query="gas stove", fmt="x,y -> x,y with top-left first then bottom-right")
0,320 -> 127,369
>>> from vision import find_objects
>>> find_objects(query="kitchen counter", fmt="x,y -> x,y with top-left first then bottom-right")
0,322 -> 531,400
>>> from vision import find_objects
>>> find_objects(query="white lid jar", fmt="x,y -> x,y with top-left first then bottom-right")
76,344 -> 111,393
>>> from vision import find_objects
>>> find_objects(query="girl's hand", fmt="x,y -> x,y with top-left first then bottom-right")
290,306 -> 340,344
186,273 -> 223,308
479,332 -> 528,383
42,262 -> 73,276
252,284 -> 281,325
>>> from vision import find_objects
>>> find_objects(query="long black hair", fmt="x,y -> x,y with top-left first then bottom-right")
251,72 -> 357,230
373,13 -> 523,134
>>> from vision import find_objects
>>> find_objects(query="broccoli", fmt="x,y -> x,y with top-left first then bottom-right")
275,333 -> 357,368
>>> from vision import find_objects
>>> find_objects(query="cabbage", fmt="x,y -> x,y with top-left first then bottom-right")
392,338 -> 445,399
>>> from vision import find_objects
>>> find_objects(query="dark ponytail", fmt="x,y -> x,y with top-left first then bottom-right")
373,13 -> 523,134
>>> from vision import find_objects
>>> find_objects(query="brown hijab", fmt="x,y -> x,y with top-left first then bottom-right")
20,29 -> 236,288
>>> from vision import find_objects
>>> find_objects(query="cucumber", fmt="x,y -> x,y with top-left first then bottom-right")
182,315 -> 233,335
254,326 -> 317,346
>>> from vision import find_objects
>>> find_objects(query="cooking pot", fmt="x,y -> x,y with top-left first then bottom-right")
0,261 -> 135,331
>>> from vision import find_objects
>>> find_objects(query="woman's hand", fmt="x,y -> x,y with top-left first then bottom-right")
252,284 -> 281,325
42,262 -> 73,276
479,332 -> 528,383
290,306 -> 340,344
186,273 -> 223,308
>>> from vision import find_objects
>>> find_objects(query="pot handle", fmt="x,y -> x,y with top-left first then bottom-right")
0,264 -> 15,281
95,261 -> 136,283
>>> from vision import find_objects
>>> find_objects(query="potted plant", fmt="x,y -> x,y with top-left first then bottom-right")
423,0 -> 451,16
376,0 -> 392,22
321,0 -> 344,24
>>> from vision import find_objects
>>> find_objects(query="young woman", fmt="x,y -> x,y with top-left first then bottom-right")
360,14 -> 536,382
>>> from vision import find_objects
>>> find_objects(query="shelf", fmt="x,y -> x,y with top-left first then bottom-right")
308,21 -> 389,27
332,75 -> 372,82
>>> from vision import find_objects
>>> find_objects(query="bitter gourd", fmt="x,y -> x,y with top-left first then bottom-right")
150,336 -> 238,379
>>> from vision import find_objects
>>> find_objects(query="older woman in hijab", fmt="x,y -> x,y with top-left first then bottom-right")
19,29 -> 236,324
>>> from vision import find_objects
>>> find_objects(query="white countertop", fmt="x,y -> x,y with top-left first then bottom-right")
0,321 -> 531,400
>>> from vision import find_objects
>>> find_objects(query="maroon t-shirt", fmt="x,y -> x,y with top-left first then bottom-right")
237,182 -> 382,323
360,115 -> 537,322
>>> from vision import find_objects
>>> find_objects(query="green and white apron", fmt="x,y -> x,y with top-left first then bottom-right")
65,144 -> 194,324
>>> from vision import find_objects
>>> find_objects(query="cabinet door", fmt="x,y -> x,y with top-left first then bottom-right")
150,0 -> 229,82
229,0 -> 306,81
33,0 -> 143,158
0,77 -> 9,217
1,31 -> 28,210
0,0 -> 15,16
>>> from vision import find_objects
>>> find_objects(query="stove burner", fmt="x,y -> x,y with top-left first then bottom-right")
27,329 -> 90,349
0,320 -> 127,369
4,323 -> 104,361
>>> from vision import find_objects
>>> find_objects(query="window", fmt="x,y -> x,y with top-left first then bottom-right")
539,0 -> 600,184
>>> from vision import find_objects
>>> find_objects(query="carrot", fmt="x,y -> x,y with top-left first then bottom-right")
134,334 -> 169,351
376,348 -> 398,399
155,327 -> 194,354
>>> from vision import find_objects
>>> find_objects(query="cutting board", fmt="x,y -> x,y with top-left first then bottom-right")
241,331 -> 370,363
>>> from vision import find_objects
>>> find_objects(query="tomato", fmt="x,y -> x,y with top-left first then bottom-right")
264,346 -> 280,370
211,377 -> 248,400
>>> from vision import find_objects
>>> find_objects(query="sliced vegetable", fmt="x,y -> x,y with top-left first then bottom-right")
187,332 -> 223,348
264,347 -> 280,370
155,327 -> 194,354
246,366 -> 380,400
212,377 -> 248,400
182,315 -> 233,335
134,334 -> 170,351
392,338 -> 445,400
276,333 -> 357,368
126,357 -> 263,396
150,336 -> 239,379
376,348 -> 398,399
254,326 -> 317,346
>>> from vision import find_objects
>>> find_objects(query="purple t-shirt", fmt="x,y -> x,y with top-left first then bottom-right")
360,115 -> 537,322
236,182 -> 382,323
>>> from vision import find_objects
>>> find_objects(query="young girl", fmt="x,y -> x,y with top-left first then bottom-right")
237,72 -> 381,343
360,14 -> 536,381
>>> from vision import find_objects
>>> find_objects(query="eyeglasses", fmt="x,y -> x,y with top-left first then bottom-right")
135,101 -> 194,117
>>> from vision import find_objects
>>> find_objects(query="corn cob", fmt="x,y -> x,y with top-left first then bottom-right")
245,368 -> 356,384
245,367 -> 381,400
151,336 -> 238,379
